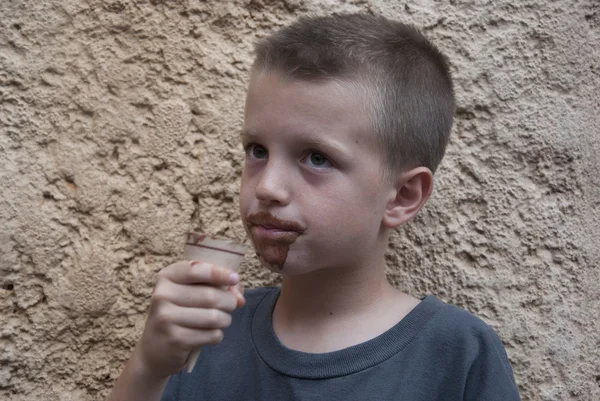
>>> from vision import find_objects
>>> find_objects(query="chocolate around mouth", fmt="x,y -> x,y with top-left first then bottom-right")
245,211 -> 306,234
255,247 -> 290,271
246,213 -> 304,271
251,233 -> 297,271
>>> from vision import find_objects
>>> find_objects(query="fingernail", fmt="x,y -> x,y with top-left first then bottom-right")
229,273 -> 240,285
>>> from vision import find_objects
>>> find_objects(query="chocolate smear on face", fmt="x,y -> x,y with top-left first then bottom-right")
246,212 -> 305,271
255,241 -> 293,270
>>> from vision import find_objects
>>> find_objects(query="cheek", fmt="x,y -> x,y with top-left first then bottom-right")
311,183 -> 383,234
309,198 -> 368,235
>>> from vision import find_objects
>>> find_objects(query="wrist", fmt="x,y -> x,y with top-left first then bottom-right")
130,343 -> 168,383
107,344 -> 170,401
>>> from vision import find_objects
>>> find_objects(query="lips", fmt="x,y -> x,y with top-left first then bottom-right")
260,224 -> 280,230
245,211 -> 305,243
251,225 -> 300,242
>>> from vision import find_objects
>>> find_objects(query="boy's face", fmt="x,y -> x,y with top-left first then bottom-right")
240,71 -> 393,275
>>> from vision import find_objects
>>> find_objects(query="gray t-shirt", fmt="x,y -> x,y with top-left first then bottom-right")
161,287 -> 521,401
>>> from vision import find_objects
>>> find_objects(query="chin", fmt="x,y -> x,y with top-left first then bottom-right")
258,257 -> 297,275
259,256 -> 322,277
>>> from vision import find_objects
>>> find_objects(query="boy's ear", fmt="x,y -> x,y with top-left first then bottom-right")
382,167 -> 434,229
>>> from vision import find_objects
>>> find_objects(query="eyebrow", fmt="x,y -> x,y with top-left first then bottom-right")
239,129 -> 252,140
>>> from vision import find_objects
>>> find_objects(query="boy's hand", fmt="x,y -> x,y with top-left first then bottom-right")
136,261 -> 244,379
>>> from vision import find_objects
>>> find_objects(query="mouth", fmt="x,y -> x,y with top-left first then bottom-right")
245,211 -> 305,242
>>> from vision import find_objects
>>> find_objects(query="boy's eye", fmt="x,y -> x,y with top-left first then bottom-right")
304,151 -> 332,168
246,144 -> 268,159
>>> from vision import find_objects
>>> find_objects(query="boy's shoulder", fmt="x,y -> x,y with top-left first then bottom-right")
426,295 -> 499,336
419,295 -> 508,347
418,295 -> 516,380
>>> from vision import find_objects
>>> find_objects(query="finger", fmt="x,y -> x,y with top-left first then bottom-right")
237,283 -> 245,297
228,283 -> 245,308
169,326 -> 225,350
158,261 -> 240,286
159,304 -> 233,330
154,281 -> 237,312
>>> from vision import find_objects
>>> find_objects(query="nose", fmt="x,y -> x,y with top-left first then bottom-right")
255,160 -> 291,206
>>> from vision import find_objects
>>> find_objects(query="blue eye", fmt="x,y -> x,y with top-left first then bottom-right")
305,151 -> 331,168
246,144 -> 268,159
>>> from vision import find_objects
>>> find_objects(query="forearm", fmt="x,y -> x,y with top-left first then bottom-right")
107,345 -> 170,401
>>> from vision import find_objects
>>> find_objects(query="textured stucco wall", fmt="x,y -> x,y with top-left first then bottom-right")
1,0 -> 599,400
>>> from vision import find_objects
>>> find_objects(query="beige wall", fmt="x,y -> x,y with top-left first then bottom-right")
1,1 -> 599,400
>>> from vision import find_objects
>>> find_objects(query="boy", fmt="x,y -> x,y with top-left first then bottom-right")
108,13 -> 521,401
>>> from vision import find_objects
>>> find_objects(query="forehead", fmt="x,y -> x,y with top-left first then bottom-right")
243,71 -> 377,148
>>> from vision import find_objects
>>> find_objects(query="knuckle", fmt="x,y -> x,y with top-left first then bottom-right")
224,294 -> 237,312
210,266 -> 227,282
207,309 -> 221,326
152,284 -> 169,303
153,306 -> 172,327
222,313 -> 232,328
207,329 -> 224,345
203,287 -> 218,307
168,327 -> 188,349
155,268 -> 167,283
155,263 -> 179,283
190,261 -> 207,274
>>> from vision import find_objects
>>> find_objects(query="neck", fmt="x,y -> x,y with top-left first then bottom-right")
275,232 -> 397,324
271,232 -> 422,353
277,259 -> 393,321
